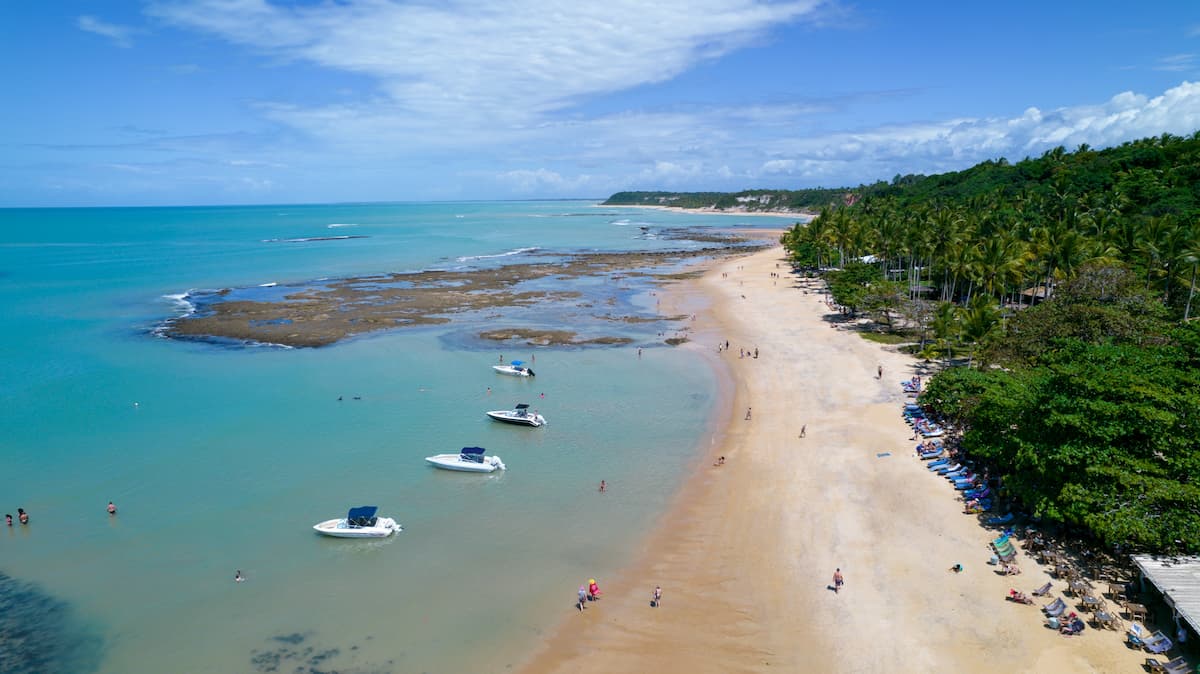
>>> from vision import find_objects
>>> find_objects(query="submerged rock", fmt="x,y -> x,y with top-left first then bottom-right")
0,572 -> 102,674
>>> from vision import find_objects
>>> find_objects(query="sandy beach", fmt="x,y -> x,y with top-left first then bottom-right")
521,243 -> 1148,673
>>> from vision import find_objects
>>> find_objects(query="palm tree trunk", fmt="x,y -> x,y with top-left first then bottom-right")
1186,263 -> 1197,320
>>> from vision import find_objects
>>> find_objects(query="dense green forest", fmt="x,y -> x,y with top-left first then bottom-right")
780,132 -> 1200,553
603,189 -> 848,212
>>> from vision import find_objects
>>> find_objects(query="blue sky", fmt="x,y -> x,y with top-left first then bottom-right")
2,1 -> 1199,206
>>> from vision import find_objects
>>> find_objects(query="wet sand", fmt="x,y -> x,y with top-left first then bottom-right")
520,244 -> 1147,673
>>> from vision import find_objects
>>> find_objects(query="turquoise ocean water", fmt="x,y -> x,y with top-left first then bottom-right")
0,201 -> 793,673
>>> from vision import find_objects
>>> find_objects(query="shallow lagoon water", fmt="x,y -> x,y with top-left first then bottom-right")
0,201 -> 795,673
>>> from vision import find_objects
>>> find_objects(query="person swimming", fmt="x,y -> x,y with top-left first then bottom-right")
107,501 -> 117,515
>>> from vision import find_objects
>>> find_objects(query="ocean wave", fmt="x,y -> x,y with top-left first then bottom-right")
609,219 -> 653,227
455,247 -> 539,262
162,291 -> 196,317
326,223 -> 360,228
258,282 -> 277,287
262,235 -> 368,243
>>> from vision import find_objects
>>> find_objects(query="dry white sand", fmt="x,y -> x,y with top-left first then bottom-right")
521,244 -> 1149,673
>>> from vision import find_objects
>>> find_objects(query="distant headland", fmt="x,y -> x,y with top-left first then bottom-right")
602,189 -> 838,217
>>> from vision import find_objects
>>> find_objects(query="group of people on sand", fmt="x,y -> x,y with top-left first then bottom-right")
577,578 -> 604,611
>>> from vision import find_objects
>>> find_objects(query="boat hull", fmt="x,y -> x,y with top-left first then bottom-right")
492,365 -> 533,377
426,454 -> 505,472
312,517 -> 401,538
486,411 -> 544,427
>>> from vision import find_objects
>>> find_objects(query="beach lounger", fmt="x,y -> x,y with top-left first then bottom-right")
1128,623 -> 1150,648
1144,631 -> 1174,654
1146,656 -> 1191,674
965,487 -> 990,500
918,448 -> 943,460
1043,597 -> 1067,617
927,459 -> 952,470
934,463 -> 961,474
987,513 -> 1015,526
1032,582 -> 1052,597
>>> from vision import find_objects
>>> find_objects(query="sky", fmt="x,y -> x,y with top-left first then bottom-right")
2,1 -> 1200,207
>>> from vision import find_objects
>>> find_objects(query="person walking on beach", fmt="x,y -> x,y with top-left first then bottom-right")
799,424 -> 806,438
745,407 -> 752,420
877,364 -> 883,379
578,585 -> 588,611
653,585 -> 662,607
833,568 -> 844,593
107,501 -> 117,515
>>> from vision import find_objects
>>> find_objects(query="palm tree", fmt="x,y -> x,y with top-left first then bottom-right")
960,295 -> 1002,366
974,231 -> 1027,301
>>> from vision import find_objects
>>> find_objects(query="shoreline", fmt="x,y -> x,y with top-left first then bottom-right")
602,202 -> 814,220
520,244 -> 1149,673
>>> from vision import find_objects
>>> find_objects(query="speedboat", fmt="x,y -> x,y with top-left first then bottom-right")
493,360 -> 535,377
486,403 -> 545,427
312,506 -> 401,538
426,446 -> 506,473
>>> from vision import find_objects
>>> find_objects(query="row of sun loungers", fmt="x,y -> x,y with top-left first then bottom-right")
913,380 -> 1193,667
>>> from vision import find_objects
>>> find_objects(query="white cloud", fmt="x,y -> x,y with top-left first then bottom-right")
149,0 -> 820,125
227,159 -> 287,168
1155,54 -> 1196,72
77,15 -> 136,48
740,81 -> 1200,184
493,168 -> 595,193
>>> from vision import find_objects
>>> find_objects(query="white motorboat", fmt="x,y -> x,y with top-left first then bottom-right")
486,403 -> 546,427
493,360 -> 535,377
426,446 -> 506,473
313,506 -> 401,538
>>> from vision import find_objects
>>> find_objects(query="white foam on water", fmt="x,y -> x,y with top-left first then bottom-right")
455,246 -> 539,262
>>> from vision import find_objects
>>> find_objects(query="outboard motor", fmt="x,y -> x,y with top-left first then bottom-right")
527,369 -> 535,376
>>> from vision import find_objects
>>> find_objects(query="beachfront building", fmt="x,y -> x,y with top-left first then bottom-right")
1133,555 -> 1200,647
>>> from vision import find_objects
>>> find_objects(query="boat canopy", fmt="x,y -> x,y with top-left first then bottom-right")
515,403 -> 530,410
347,506 -> 378,527
460,446 -> 486,463
510,360 -> 524,366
